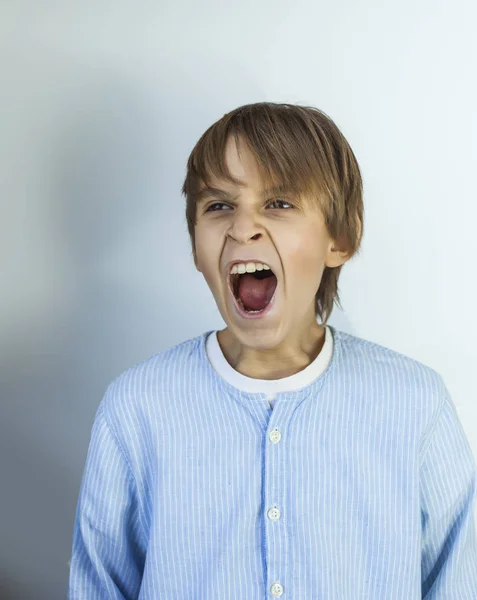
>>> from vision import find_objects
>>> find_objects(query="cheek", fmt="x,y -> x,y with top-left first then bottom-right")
194,220 -> 226,265
194,226 -> 211,269
283,230 -> 327,276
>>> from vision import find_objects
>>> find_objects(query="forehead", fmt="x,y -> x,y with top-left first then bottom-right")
197,136 -> 295,199
222,135 -> 260,181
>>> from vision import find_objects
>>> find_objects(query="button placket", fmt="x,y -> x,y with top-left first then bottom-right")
266,396 -> 287,597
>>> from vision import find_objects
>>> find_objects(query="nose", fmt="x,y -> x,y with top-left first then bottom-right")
226,210 -> 263,244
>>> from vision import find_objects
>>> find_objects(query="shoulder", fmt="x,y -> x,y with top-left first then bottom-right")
100,331 -> 210,425
332,326 -> 448,408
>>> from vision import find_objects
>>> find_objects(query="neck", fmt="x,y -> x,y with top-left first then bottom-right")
217,320 -> 326,380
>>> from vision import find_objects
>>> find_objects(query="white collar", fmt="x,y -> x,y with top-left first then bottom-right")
205,325 -> 334,394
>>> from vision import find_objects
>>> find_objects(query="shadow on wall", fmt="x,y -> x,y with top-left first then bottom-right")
0,68 -> 162,600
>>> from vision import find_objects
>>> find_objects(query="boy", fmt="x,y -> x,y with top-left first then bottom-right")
68,102 -> 477,598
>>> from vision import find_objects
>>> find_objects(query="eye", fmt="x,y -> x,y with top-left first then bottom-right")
205,202 -> 232,212
267,199 -> 294,209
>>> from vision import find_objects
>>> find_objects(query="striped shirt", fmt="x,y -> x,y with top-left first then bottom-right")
68,325 -> 477,599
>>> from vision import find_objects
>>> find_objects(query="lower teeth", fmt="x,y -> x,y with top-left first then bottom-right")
237,298 -> 262,313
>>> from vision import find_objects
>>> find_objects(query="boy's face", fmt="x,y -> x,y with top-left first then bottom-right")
194,135 -> 348,350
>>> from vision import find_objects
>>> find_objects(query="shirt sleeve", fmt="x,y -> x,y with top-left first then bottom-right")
420,390 -> 477,598
67,402 -> 145,599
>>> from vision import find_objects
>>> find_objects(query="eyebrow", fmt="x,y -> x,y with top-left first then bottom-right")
195,184 -> 295,204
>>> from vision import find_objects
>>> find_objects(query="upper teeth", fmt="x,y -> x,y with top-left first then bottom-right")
230,262 -> 271,275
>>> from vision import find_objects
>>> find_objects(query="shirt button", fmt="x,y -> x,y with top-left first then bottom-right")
270,582 -> 284,596
269,429 -> 281,443
267,507 -> 281,520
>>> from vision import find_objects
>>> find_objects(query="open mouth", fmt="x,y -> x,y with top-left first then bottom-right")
229,266 -> 278,316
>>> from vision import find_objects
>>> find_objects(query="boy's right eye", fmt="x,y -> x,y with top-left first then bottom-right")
205,202 -> 232,212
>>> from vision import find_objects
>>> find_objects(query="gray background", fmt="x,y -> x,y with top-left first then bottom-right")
1,1 -> 476,598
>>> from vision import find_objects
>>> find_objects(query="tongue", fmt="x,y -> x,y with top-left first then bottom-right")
238,274 -> 277,311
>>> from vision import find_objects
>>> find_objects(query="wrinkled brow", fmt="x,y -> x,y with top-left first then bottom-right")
194,184 -> 298,204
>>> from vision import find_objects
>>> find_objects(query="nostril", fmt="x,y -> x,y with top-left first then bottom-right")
251,233 -> 261,240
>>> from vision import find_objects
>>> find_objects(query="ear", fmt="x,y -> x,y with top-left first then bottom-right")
326,218 -> 361,268
325,238 -> 351,269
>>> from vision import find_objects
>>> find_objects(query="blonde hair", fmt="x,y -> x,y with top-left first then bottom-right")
181,102 -> 364,325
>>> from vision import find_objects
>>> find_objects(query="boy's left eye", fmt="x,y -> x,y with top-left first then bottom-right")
267,199 -> 293,209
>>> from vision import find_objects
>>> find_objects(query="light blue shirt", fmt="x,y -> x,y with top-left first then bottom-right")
68,326 -> 477,598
